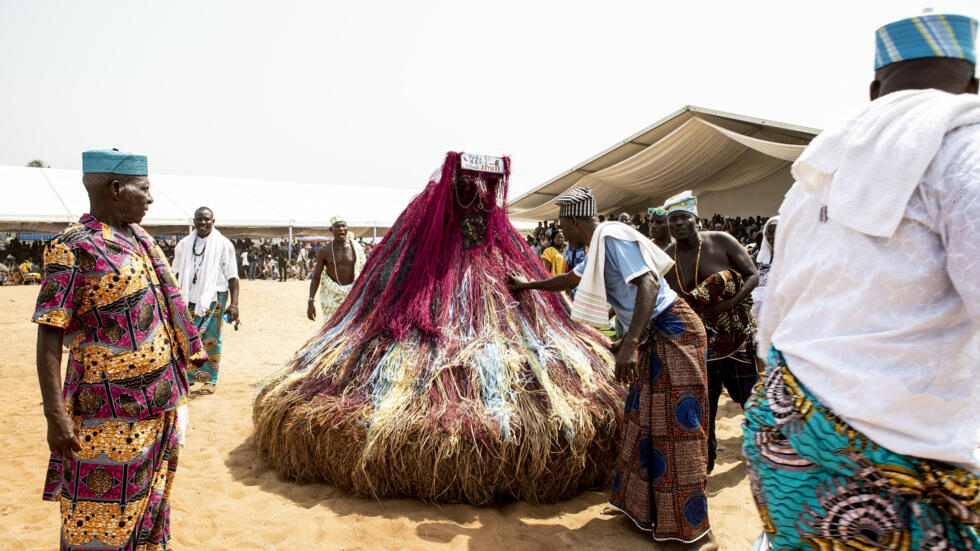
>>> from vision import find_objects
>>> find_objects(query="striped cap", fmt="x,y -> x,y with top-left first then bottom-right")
874,14 -> 977,70
555,187 -> 597,218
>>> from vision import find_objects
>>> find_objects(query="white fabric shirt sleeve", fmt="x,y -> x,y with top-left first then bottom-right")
938,139 -> 980,322
221,240 -> 239,281
172,240 -> 185,277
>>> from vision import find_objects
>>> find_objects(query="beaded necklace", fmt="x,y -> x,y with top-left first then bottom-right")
191,235 -> 207,284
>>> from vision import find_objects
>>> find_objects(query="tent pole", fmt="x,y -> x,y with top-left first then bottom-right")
288,226 -> 293,263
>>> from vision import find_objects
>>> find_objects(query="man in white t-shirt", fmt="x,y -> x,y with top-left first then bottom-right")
239,249 -> 250,280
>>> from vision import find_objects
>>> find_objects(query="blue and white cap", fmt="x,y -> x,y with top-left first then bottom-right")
663,190 -> 698,217
874,14 -> 977,70
82,149 -> 148,176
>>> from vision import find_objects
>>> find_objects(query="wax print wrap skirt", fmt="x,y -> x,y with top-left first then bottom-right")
187,291 -> 227,385
609,298 -> 712,543
43,410 -> 180,551
744,346 -> 980,550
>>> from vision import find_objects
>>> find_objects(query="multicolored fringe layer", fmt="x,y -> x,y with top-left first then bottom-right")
253,152 -> 624,504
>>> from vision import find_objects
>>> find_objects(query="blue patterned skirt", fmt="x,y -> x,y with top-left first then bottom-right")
744,346 -> 980,550
609,298 -> 711,543
187,291 -> 227,385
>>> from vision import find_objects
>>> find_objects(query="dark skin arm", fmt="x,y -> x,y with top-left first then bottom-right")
701,233 -> 759,316
37,324 -> 80,459
609,272 -> 659,383
307,247 -> 329,320
225,277 -> 240,322
509,269 -> 659,384
508,271 -> 581,293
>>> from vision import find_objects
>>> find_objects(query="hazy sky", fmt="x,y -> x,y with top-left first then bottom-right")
2,0 -> 978,198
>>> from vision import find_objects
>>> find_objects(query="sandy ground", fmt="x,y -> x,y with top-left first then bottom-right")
0,280 -> 761,550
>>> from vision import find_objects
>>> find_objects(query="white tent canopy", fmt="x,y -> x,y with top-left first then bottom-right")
0,166 -> 421,238
508,106 -> 820,221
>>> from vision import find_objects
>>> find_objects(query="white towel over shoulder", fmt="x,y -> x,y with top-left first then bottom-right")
571,222 -> 674,327
792,88 -> 980,237
173,228 -> 236,317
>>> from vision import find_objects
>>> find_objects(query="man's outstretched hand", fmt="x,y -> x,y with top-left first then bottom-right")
307,301 -> 317,321
507,273 -> 529,293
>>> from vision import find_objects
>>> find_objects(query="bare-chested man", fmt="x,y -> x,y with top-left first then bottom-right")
307,215 -> 365,322
662,191 -> 758,473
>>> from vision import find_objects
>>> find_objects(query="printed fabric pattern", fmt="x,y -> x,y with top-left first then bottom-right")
743,346 -> 980,550
609,298 -> 711,544
32,214 -> 205,423
186,291 -> 228,385
687,269 -> 756,363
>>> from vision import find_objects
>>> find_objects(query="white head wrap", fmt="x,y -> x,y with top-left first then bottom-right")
756,216 -> 780,265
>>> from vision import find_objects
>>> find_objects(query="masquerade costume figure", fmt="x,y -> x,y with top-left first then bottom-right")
745,13 -> 980,549
254,153 -> 623,504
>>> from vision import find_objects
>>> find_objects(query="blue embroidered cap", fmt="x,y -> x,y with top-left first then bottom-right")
82,149 -> 148,176
875,14 -> 977,70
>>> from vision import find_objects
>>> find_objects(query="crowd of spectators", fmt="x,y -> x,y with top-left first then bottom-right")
6,214 -> 765,287
525,212 -> 773,258
228,237 -> 376,282
1,233 -> 381,286
0,237 -> 44,285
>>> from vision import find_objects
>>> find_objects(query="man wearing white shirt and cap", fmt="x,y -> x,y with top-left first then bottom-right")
173,206 -> 240,395
744,12 -> 980,550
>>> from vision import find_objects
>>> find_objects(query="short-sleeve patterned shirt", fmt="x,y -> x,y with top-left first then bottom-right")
33,214 -> 205,421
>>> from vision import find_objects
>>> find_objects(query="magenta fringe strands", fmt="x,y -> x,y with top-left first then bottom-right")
252,152 -> 623,504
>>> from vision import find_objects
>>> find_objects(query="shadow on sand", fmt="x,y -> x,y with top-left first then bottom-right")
223,389 -> 752,550
223,435 -> 660,550
707,394 -> 751,497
